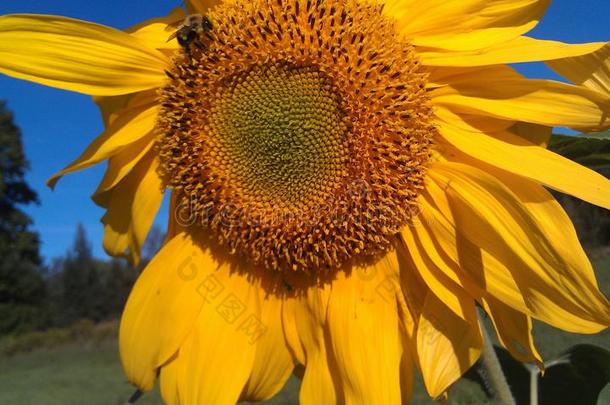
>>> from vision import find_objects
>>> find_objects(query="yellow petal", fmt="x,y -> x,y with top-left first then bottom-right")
127,7 -> 184,51
293,281 -> 340,405
415,192 -> 535,322
91,91 -> 156,207
119,232 -> 221,390
399,335 -> 415,404
436,110 -> 610,209
92,90 -> 156,160
159,354 -> 180,405
159,265 -> 261,405
432,105 -> 551,148
396,232 -> 482,397
281,294 -> 306,366
392,247 -> 425,403
384,0 -> 549,51
93,93 -> 135,127
403,194 -> 543,366
0,14 -> 168,95
394,248 -> 427,340
326,256 -> 403,404
101,154 -> 164,264
548,43 -> 610,96
481,296 -> 542,366
404,233 -> 482,325
491,169 -> 598,288
92,135 -> 156,207
417,287 -> 481,398
511,121 -> 552,147
431,65 -> 610,130
240,275 -> 295,402
426,162 -> 610,333
433,105 -> 514,130
421,37 -> 605,67
47,100 -> 158,188
402,230 -> 477,322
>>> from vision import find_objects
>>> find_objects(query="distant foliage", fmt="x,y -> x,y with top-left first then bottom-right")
556,191 -> 610,247
101,259 -> 138,319
49,224 -> 155,326
0,101 -> 47,334
0,101 -> 168,336
58,224 -> 105,325
549,131 -> 610,247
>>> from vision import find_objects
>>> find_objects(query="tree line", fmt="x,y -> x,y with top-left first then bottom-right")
0,100 -> 163,336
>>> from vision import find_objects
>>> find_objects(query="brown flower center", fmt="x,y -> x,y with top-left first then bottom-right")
157,0 -> 436,272
206,63 -> 351,210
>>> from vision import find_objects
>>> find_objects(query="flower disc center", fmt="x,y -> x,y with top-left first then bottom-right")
156,0 -> 436,272
206,64 -> 350,209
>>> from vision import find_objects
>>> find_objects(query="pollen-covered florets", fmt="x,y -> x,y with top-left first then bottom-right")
156,0 -> 436,272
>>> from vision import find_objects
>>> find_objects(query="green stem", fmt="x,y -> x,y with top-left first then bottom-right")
477,314 -> 517,405
527,364 -> 539,405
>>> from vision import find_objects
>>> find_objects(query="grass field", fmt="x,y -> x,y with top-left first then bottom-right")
1,255 -> 609,404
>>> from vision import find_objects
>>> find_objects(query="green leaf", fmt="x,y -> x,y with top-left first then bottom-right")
548,131 -> 610,171
539,344 -> 610,405
465,344 -> 610,405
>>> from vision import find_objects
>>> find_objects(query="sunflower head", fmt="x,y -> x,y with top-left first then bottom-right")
157,0 -> 436,272
2,0 -> 609,403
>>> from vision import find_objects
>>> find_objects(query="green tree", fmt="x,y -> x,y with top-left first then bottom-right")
0,101 -> 46,334
59,224 -> 104,324
100,258 -> 139,318
549,132 -> 610,247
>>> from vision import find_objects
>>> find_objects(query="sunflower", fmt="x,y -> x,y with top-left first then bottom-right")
1,0 -> 609,403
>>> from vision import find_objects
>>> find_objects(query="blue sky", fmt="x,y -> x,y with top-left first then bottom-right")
0,0 -> 608,263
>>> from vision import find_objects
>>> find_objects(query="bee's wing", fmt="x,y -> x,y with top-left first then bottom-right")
167,30 -> 179,42
166,15 -> 185,42
166,18 -> 184,30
